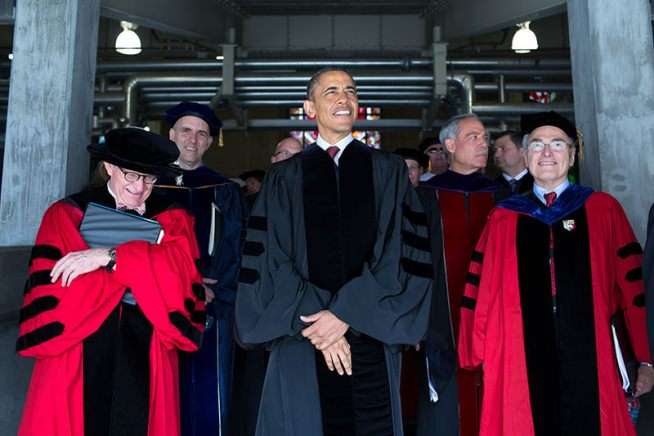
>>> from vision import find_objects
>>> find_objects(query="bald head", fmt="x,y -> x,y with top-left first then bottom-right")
271,137 -> 303,163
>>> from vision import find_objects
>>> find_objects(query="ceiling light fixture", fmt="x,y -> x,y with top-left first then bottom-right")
511,21 -> 538,54
115,21 -> 142,55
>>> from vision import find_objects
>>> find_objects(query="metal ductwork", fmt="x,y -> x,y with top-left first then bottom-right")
82,56 -> 575,130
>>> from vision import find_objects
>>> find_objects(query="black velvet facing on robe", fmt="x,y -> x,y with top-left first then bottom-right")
19,296 -> 59,323
301,142 -> 393,436
15,322 -> 64,351
247,215 -> 267,231
461,296 -> 476,310
517,207 -> 600,436
169,311 -> 202,347
29,245 -> 62,266
23,270 -> 52,295
83,304 -> 153,436
67,186 -> 178,221
618,242 -> 642,259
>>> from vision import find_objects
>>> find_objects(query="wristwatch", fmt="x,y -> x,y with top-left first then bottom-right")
106,247 -> 116,271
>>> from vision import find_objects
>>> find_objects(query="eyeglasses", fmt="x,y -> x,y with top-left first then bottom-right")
527,140 -> 571,152
425,148 -> 447,155
273,150 -> 294,159
117,167 -> 158,184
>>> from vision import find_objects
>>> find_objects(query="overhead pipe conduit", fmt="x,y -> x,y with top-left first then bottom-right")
78,56 -> 574,127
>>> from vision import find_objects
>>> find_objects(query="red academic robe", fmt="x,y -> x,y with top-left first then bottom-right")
17,195 -> 205,436
438,189 -> 494,436
459,190 -> 651,436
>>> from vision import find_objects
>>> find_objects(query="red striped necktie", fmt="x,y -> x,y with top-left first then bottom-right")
545,191 -> 557,208
326,146 -> 339,160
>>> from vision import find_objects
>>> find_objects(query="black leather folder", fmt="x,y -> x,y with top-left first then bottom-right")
80,202 -> 163,248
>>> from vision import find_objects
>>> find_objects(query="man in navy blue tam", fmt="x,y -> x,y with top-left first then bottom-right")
159,101 -> 245,436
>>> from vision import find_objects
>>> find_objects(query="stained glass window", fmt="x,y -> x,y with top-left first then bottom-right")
290,107 -> 381,148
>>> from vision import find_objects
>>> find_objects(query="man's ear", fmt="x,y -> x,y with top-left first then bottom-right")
103,161 -> 115,177
303,99 -> 316,118
169,128 -> 175,141
444,138 -> 456,154
569,147 -> 576,168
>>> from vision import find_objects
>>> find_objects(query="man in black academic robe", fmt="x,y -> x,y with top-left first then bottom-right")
236,68 -> 433,436
157,102 -> 245,436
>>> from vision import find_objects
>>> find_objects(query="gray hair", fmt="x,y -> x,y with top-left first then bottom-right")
439,113 -> 482,144
305,67 -> 356,99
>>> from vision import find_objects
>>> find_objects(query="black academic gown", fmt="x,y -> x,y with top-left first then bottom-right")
236,140 -> 433,436
157,166 -> 245,436
410,187 -> 459,436
643,203 -> 654,356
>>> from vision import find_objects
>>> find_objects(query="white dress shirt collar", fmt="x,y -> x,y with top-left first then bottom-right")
502,168 -> 528,182
533,179 -> 570,205
316,134 -> 353,165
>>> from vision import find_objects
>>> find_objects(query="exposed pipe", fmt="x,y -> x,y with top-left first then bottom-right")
473,103 -> 574,115
176,91 -> 435,99
458,69 -> 570,76
475,82 -> 573,92
148,99 -> 435,108
123,74 -> 223,122
87,57 -> 570,74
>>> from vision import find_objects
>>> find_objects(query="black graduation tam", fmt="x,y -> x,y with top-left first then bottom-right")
521,111 -> 577,141
239,169 -> 265,183
394,147 -> 428,169
165,102 -> 223,136
418,136 -> 440,154
88,128 -> 181,178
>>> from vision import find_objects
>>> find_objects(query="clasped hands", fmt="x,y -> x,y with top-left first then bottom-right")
301,310 -> 351,376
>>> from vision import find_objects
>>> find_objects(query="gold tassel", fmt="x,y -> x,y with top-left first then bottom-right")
576,127 -> 584,163
218,129 -> 224,147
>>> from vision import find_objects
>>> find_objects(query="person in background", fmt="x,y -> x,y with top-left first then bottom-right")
421,113 -> 498,436
394,147 -> 428,187
239,169 -> 265,210
492,130 -> 533,201
395,147 -> 458,436
271,136 -> 303,163
460,111 -> 654,436
159,101 -> 244,436
419,137 -> 449,181
17,128 -> 204,436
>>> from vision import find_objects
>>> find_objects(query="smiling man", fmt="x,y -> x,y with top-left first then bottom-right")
459,111 -> 654,436
17,128 -> 204,436
158,102 -> 244,436
236,68 -> 433,436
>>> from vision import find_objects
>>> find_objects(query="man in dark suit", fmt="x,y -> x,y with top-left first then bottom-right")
493,130 -> 533,201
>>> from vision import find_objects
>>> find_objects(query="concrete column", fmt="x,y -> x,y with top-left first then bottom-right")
567,0 -> 654,241
0,0 -> 100,245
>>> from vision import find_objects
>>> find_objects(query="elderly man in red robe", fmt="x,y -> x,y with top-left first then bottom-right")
459,111 -> 654,436
17,128 -> 205,436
